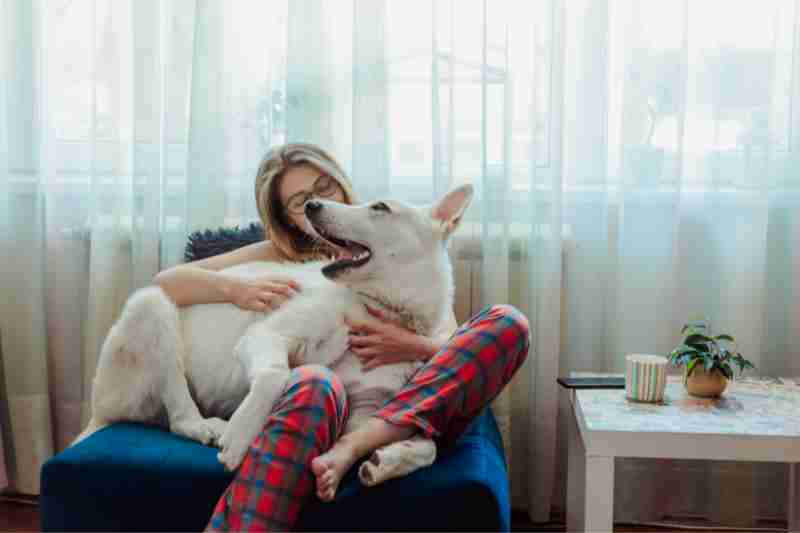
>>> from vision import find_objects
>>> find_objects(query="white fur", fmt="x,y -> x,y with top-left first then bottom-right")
74,185 -> 473,485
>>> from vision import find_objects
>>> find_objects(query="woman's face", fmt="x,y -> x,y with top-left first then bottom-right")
278,164 -> 347,229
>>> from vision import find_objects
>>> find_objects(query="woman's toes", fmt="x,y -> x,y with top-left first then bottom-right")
310,456 -> 329,477
320,487 -> 335,502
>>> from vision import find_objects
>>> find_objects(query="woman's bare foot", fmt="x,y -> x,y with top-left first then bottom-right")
310,440 -> 360,502
311,417 -> 418,501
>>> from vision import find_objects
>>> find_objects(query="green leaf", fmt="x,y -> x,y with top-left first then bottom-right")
669,345 -> 700,365
684,333 -> 715,348
732,353 -> 755,371
686,359 -> 699,378
681,321 -> 707,335
704,356 -> 715,372
714,334 -> 735,343
685,342 -> 710,354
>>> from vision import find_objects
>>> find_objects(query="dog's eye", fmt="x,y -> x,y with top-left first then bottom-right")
370,202 -> 391,213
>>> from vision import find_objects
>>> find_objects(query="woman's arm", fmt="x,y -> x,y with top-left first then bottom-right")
405,306 -> 459,361
153,240 -> 298,309
346,305 -> 460,370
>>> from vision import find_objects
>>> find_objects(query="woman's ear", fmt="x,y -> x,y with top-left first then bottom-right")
431,184 -> 474,235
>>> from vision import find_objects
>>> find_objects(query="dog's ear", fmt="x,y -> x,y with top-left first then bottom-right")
431,184 -> 474,236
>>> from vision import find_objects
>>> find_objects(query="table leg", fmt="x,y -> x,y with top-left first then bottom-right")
584,455 -> 614,532
567,394 -> 586,532
790,463 -> 800,533
567,395 -> 615,532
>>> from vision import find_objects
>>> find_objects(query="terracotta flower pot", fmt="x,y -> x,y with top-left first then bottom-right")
685,367 -> 728,398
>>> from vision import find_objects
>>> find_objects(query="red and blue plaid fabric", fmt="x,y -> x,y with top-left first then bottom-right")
206,365 -> 348,532
374,304 -> 530,444
206,304 -> 530,532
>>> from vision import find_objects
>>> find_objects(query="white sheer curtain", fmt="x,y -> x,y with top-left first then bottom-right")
2,0 -> 799,528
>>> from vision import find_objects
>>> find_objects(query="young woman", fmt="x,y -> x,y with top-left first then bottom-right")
154,143 -> 530,532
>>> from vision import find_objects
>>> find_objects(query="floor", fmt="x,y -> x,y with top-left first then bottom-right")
0,500 -> 758,533
1,501 -> 39,533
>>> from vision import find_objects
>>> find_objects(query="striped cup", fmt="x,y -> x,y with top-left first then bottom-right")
625,354 -> 668,403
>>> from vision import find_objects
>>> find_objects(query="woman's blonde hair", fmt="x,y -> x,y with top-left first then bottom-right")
255,142 -> 358,262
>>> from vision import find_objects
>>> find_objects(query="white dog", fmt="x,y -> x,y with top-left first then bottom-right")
74,184 -> 473,487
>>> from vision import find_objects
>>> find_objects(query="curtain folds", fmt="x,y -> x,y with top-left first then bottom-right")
1,0 -> 798,527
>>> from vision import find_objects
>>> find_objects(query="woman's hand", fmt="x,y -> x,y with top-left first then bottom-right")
346,305 -> 439,371
228,276 -> 302,312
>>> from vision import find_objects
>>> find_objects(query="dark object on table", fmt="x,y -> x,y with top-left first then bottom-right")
556,376 -> 626,389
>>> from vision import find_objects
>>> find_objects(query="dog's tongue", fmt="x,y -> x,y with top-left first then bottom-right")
336,248 -> 354,261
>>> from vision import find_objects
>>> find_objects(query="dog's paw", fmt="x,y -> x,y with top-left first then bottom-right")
169,418 -> 225,446
205,417 -> 228,447
358,447 -> 404,487
217,448 -> 246,472
358,438 -> 436,487
358,450 -> 386,487
216,427 -> 250,471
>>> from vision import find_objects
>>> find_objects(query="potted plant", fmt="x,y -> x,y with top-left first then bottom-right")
668,320 -> 755,398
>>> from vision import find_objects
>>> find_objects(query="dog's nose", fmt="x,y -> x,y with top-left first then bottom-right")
304,200 -> 323,215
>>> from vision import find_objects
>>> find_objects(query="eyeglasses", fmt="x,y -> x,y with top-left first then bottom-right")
285,174 -> 341,214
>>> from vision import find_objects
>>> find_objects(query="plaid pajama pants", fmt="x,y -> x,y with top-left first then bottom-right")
206,304 -> 530,532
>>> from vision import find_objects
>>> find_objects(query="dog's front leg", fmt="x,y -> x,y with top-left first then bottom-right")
217,327 -> 294,472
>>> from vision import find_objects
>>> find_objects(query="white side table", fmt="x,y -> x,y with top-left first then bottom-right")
566,376 -> 800,532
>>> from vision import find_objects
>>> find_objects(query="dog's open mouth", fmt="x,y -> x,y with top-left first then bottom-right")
311,223 -> 373,275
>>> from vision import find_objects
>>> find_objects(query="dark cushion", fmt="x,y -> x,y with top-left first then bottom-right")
184,223 -> 265,263
41,409 -> 509,532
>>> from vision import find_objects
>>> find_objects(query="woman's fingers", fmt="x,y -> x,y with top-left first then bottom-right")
235,278 -> 301,312
272,294 -> 290,308
251,292 -> 286,311
248,298 -> 270,312
259,288 -> 292,305
345,320 -> 376,335
364,304 -> 414,333
348,334 -> 379,347
351,346 -> 382,358
365,304 -> 386,320
270,284 -> 293,297
255,279 -> 302,294
263,282 -> 297,297
259,289 -> 278,302
256,275 -> 302,291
